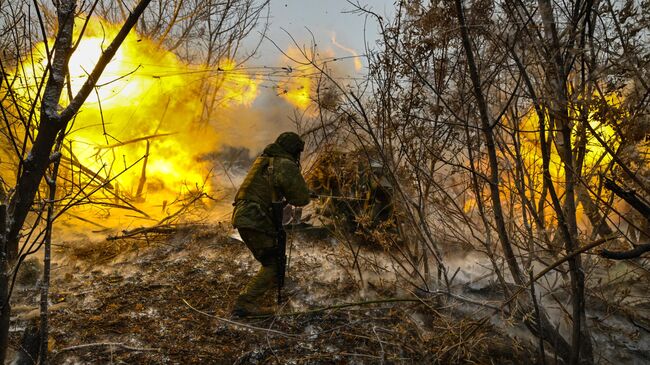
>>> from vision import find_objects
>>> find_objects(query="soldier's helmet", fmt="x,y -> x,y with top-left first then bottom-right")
369,160 -> 384,175
276,132 -> 305,157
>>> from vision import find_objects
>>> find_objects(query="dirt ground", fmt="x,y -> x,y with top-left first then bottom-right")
9,224 -> 535,364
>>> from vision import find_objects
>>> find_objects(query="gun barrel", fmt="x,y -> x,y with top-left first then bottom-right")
314,194 -> 367,200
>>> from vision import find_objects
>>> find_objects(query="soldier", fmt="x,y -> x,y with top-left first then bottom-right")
231,132 -> 310,317
364,160 -> 394,227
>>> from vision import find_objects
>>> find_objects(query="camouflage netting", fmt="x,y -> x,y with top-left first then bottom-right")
305,149 -> 396,238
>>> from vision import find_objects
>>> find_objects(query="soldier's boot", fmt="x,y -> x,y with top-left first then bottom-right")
231,303 -> 275,318
232,264 -> 278,317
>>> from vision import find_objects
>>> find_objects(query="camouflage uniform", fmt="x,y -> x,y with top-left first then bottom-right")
231,132 -> 310,315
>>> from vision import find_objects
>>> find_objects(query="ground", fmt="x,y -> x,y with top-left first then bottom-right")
10,224 -> 535,364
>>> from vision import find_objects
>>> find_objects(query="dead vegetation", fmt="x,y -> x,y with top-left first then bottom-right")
9,225 -> 534,364
1,0 -> 649,363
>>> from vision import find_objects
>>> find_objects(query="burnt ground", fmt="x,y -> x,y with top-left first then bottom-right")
9,224 -> 535,364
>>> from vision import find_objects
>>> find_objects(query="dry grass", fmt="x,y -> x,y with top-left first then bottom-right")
10,224 -> 535,364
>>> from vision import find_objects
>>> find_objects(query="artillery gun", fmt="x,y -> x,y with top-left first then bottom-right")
299,149 -> 397,243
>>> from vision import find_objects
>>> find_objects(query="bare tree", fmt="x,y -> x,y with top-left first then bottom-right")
0,1 -> 155,361
0,0 -> 266,362
295,0 -> 648,363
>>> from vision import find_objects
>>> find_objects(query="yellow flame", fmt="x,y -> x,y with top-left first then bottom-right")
519,95 -> 621,179
276,46 -> 321,113
508,92 -> 624,225
218,59 -> 259,106
10,17 -> 261,218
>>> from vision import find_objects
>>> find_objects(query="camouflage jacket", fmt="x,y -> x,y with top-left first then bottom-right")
232,143 -> 310,234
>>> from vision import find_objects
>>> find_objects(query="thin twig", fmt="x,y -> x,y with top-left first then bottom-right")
181,298 -> 299,338
271,297 -> 425,318
53,342 -> 159,358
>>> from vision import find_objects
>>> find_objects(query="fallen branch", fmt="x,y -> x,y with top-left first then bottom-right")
107,223 -> 206,241
181,298 -> 299,338
418,290 -> 502,311
107,225 -> 177,240
273,297 -> 424,318
107,190 -> 212,240
158,192 -> 209,226
53,342 -> 159,358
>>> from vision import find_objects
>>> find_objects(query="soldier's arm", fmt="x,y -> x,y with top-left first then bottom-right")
275,158 -> 310,206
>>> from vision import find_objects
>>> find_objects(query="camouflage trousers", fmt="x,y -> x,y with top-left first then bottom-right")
234,228 -> 279,310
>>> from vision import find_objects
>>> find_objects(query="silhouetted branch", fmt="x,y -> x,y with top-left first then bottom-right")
600,243 -> 650,260
604,178 -> 650,220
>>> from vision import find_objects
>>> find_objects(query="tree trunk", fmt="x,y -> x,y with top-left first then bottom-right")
454,0 -> 524,285
537,0 -> 593,362
455,1 -> 578,362
0,1 -> 154,363
0,204 -> 9,363
14,319 -> 40,365
40,149 -> 62,365
6,0 -> 76,261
